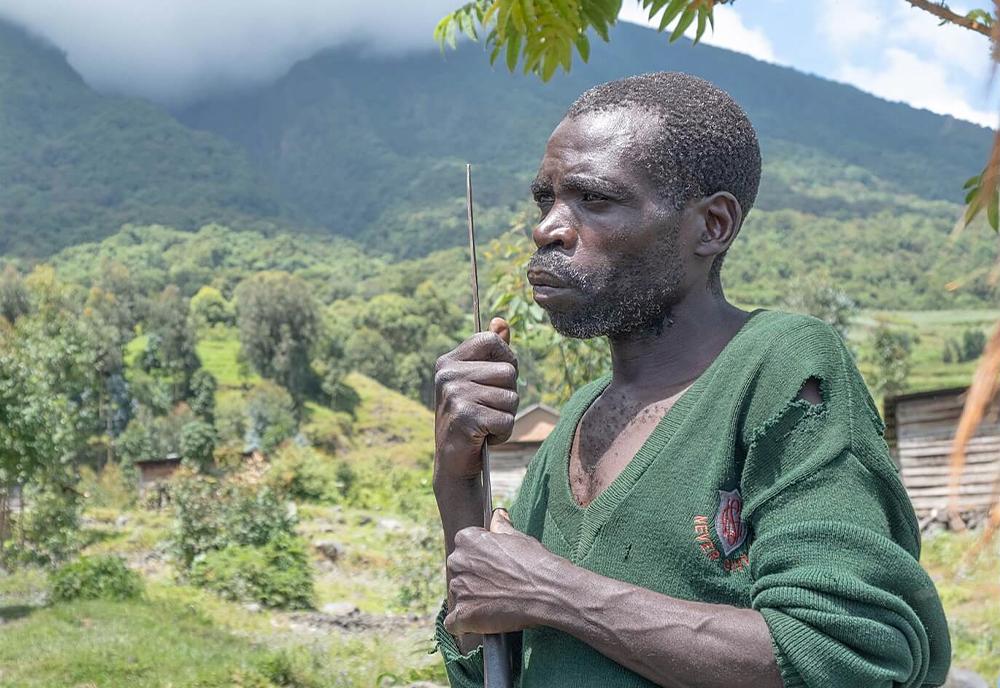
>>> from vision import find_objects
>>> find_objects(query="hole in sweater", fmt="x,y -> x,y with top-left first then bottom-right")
796,377 -> 824,406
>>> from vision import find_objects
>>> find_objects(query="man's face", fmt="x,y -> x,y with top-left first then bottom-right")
527,108 -> 693,340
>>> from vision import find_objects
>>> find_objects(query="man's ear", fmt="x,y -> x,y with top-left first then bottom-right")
693,192 -> 743,260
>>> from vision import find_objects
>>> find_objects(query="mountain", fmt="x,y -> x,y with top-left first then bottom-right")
176,21 -> 992,257
0,20 -> 285,256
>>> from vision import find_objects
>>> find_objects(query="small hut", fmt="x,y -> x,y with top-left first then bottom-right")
135,453 -> 183,503
490,403 -> 560,499
884,387 -> 1000,526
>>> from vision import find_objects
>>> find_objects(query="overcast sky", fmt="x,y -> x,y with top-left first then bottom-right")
0,0 -> 994,126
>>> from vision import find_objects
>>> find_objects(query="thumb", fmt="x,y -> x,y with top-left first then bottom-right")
488,317 -> 510,345
490,507 -> 516,534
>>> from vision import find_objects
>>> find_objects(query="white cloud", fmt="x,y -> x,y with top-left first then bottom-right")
819,0 -> 883,52
838,47 -> 995,126
619,3 -> 779,64
0,0 -> 460,105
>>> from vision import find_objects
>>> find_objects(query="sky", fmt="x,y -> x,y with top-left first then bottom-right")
0,0 -> 995,126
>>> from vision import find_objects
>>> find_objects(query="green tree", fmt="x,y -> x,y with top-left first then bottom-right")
189,369 -> 218,423
865,322 -> 914,400
190,285 -> 235,332
234,272 -> 320,409
0,265 -> 29,325
140,285 -> 201,405
782,274 -> 857,342
181,420 -> 217,471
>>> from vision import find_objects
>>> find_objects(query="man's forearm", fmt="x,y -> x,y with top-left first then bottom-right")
532,558 -> 783,688
434,471 -> 485,654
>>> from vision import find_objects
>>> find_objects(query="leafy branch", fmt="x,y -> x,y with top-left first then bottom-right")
903,0 -> 993,36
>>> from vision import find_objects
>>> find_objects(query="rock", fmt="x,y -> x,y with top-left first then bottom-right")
321,602 -> 360,617
357,515 -> 372,526
944,668 -> 989,688
313,540 -> 343,563
378,518 -> 403,532
115,515 -> 129,528
243,602 -> 262,613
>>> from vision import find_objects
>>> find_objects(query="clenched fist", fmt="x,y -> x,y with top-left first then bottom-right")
434,317 -> 519,481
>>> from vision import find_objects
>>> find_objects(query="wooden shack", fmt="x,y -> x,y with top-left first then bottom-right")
135,454 -> 183,499
884,387 -> 1000,523
490,403 -> 560,499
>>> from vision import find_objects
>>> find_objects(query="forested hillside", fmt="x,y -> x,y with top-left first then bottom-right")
0,18 -> 997,307
0,21 -> 285,256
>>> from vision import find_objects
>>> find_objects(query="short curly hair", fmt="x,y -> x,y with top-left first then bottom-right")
566,72 -> 761,284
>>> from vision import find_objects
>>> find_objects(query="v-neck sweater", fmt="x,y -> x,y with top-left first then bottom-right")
436,310 -> 951,688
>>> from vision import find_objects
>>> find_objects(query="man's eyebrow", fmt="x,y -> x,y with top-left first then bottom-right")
530,177 -> 553,196
561,174 -> 630,198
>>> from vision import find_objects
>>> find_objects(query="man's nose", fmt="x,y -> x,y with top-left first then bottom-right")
532,206 -> 578,251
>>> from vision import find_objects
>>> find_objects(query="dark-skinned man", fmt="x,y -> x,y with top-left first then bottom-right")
432,72 -> 950,688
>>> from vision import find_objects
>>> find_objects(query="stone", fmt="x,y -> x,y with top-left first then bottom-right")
243,602 -> 262,613
944,668 -> 989,688
321,602 -> 359,617
115,515 -> 129,528
313,540 -> 343,563
378,518 -> 403,532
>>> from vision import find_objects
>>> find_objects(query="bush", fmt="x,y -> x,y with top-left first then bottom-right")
391,524 -> 444,616
49,555 -> 144,602
3,484 -> 82,567
77,463 -> 135,510
170,462 -> 296,568
267,446 -> 340,503
189,533 -> 313,609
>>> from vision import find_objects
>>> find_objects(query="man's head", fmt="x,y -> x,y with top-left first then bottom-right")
527,72 -> 761,339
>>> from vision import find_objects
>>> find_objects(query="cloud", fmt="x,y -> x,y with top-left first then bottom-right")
819,0 -> 883,52
838,47 -> 995,126
619,3 -> 779,64
0,0 -> 460,105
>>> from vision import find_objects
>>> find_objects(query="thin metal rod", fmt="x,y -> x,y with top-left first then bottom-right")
465,163 -> 513,688
466,164 -> 483,334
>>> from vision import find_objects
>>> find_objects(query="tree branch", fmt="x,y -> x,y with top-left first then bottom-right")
903,0 -> 992,37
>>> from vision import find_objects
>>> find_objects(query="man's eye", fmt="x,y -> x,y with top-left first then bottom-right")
581,191 -> 608,203
535,194 -> 554,208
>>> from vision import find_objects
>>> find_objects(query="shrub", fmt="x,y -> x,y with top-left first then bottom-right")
267,445 -> 339,503
49,555 -> 144,602
391,524 -> 444,616
3,484 -> 82,567
170,462 -> 296,568
77,463 -> 135,510
189,533 -> 313,609
301,409 -> 353,454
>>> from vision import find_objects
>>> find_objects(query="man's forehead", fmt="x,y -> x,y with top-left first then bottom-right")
536,108 -> 658,183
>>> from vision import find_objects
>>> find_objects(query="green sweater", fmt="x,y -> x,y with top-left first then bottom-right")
436,310 -> 951,688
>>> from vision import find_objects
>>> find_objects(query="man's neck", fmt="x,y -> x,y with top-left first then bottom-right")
607,289 -> 749,403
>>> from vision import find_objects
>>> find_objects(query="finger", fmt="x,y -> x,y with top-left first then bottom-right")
490,508 -> 516,534
489,317 -> 510,345
444,360 -> 517,388
444,610 -> 459,635
449,331 -> 517,368
470,384 -> 518,414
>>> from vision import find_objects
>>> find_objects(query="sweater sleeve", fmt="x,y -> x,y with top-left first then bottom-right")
741,374 -> 951,687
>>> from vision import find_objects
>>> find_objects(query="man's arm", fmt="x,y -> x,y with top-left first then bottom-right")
445,510 -> 783,688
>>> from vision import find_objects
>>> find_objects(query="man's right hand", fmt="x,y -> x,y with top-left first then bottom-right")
433,316 -> 519,482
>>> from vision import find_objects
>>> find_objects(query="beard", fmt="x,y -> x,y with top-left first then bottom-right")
528,227 -> 686,340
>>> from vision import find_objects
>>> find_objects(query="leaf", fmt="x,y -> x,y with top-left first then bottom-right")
574,31 -> 590,61
694,5 -> 708,42
506,32 -> 522,71
670,5 -> 698,42
658,0 -> 689,32
964,174 -> 982,190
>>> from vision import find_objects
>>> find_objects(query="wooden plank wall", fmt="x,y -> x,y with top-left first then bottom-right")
894,391 -> 1000,518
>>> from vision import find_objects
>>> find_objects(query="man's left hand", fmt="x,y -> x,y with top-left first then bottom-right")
444,509 -> 565,636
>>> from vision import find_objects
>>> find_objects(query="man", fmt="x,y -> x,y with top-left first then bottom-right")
432,72 -> 950,688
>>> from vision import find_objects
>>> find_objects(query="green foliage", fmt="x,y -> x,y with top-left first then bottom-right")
189,368 -> 218,422
190,286 -> 235,332
170,464 -> 297,568
864,322 -> 915,399
390,524 -> 444,616
180,420 -> 217,470
244,381 -> 299,453
189,532 -> 313,609
4,483 -> 82,566
77,464 -> 135,510
435,1 -> 718,81
782,273 -> 857,341
49,554 -> 144,602
0,264 -> 29,324
943,328 -> 987,363
234,271 -> 321,408
266,445 -> 342,503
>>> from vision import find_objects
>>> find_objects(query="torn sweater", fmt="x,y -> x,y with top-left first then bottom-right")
436,309 -> 951,688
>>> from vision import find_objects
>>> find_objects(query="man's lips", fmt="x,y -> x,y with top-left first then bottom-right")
526,269 -> 571,289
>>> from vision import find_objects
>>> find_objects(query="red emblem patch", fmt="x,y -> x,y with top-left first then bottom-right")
715,489 -> 747,556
